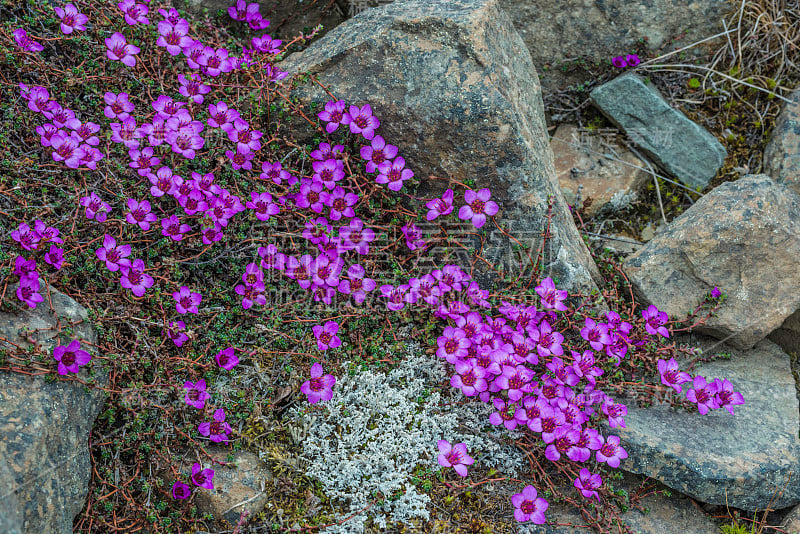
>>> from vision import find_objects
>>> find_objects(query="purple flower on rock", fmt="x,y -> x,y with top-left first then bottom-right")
301,362 -> 336,404
376,156 -> 413,192
574,468 -> 602,501
215,347 -> 239,370
198,408 -> 232,443
713,378 -> 744,415
341,104 -> 379,139
642,305 -> 670,338
511,485 -> 549,524
120,258 -> 154,297
173,286 -> 202,315
711,286 -> 722,299
536,277 -> 569,311
596,435 -> 628,468
437,440 -> 475,477
171,481 -> 191,500
190,463 -> 215,489
16,275 -> 44,309
54,4 -> 88,34
458,188 -> 498,229
360,135 -> 398,174
105,32 -> 140,67
317,99 -> 346,133
426,189 -> 455,221
183,379 -> 210,409
686,375 -> 720,415
53,339 -> 92,375
612,56 -> 627,68
625,54 -> 640,67
14,255 -> 37,278
312,321 -> 342,351
657,357 -> 692,393
95,234 -> 132,272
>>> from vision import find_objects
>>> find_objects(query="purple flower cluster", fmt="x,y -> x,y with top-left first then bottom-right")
9,220 -> 66,308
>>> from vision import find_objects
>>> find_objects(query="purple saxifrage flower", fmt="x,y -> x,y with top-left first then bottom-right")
625,54 -> 640,67
536,277 -> 569,311
437,440 -> 475,477
657,357 -> 692,393
183,379 -> 210,409
80,192 -> 111,222
11,222 -> 41,251
190,463 -> 215,489
511,485 -> 548,524
458,188 -> 498,229
95,234 -> 132,272
105,32 -> 140,67
450,359 -> 488,397
215,347 -> 239,370
713,378 -> 744,415
171,481 -> 191,500
161,214 -> 192,241
198,408 -> 232,443
312,321 -> 342,351
711,286 -> 722,299
642,304 -> 670,338
120,258 -> 154,297
426,188 -> 454,221
612,56 -> 627,68
360,135 -> 398,174
166,320 -> 189,347
686,375 -> 720,415
173,286 -> 202,314
341,103 -> 380,139
301,362 -> 336,404
118,0 -> 150,25
580,317 -> 612,351
596,435 -> 628,468
16,275 -> 44,309
574,468 -> 602,501
317,99 -> 346,133
54,3 -> 88,34
375,156 -> 413,192
13,28 -> 43,52
53,339 -> 92,375
125,198 -> 158,230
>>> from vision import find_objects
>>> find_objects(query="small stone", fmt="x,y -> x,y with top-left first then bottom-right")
589,73 -> 727,190
550,124 -> 650,218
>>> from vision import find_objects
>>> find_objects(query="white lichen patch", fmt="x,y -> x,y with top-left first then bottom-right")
284,340 -> 528,533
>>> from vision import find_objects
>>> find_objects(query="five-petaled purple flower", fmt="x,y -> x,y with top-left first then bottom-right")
53,339 -> 92,375
458,188 -> 498,229
657,357 -> 692,393
511,485 -> 549,524
574,468 -> 602,501
173,286 -> 202,314
54,3 -> 88,34
686,375 -> 719,415
312,321 -> 342,351
317,99 -> 346,133
120,258 -> 154,297
95,234 -> 132,272
426,189 -> 455,221
190,463 -> 215,489
16,275 -> 44,309
171,481 -> 191,500
437,439 -> 475,477
341,104 -> 379,140
183,379 -> 210,409
300,362 -> 336,404
642,305 -> 670,338
215,347 -> 240,370
198,408 -> 232,443
125,198 -> 158,230
105,32 -> 140,67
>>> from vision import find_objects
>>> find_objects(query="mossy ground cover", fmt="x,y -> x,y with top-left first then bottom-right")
0,1 -> 771,533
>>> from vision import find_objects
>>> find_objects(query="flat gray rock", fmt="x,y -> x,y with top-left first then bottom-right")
611,334 -> 800,511
623,174 -> 800,350
589,73 -> 727,190
278,0 -> 603,296
0,282 -> 107,534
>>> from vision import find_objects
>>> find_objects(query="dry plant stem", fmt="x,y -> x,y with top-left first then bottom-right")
623,142 -> 667,225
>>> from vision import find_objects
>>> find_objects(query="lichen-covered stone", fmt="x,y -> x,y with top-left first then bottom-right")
0,282 -> 107,534
610,335 -> 800,511
589,73 -> 727,190
763,88 -> 800,196
550,123 -> 649,218
0,456 -> 22,534
623,174 -> 800,350
278,0 -> 603,296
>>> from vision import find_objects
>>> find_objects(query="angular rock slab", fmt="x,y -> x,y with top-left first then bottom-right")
590,73 -> 727,191
193,448 -> 273,527
550,123 -> 650,218
278,0 -> 603,296
763,88 -> 800,196
0,282 -> 107,534
623,174 -> 800,350
498,0 -> 732,93
611,335 -> 800,511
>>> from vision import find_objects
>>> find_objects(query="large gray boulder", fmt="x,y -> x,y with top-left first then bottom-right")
0,282 -> 107,534
610,335 -> 800,511
278,0 -> 603,296
623,174 -> 800,350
